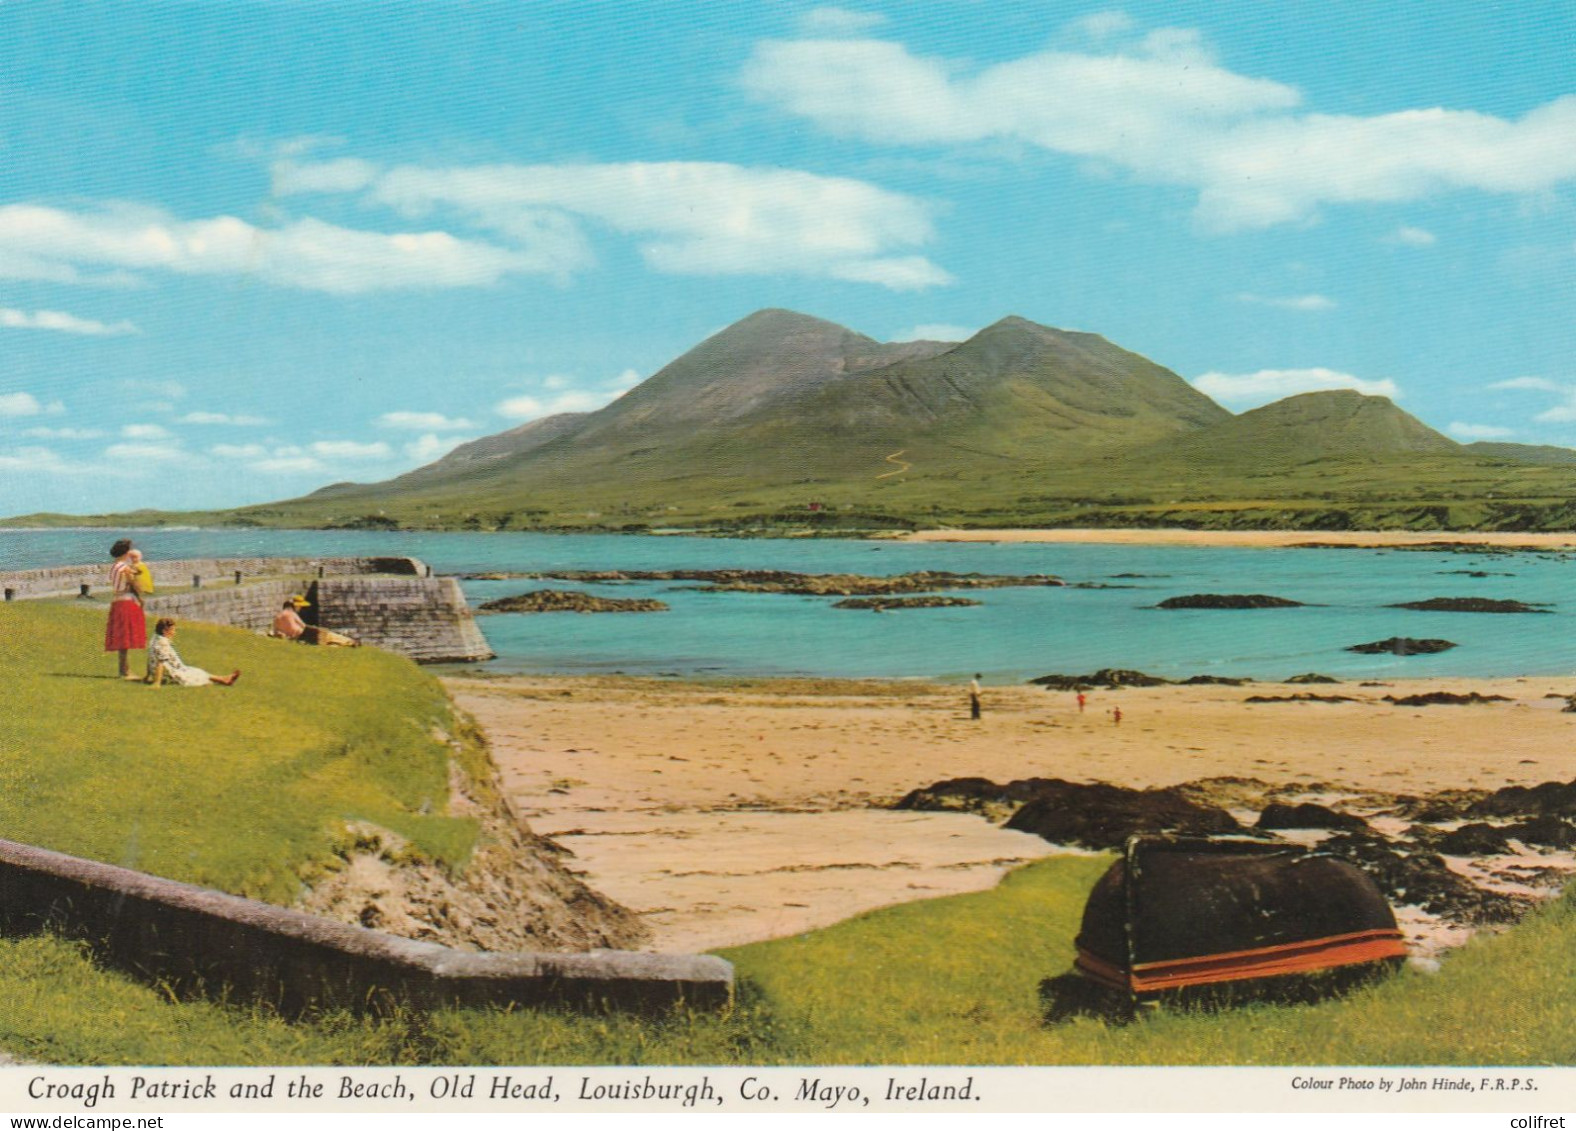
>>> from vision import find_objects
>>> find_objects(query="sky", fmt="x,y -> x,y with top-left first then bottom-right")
2,1 -> 1575,515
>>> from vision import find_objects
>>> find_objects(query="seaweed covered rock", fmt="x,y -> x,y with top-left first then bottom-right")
1257,802 -> 1371,833
1384,691 -> 1511,707
1346,637 -> 1457,655
479,590 -> 669,614
1317,833 -> 1525,924
1465,779 -> 1576,819
1002,781 -> 1243,850
1029,669 -> 1171,690
1389,597 -> 1550,614
1157,594 -> 1304,610
832,596 -> 981,611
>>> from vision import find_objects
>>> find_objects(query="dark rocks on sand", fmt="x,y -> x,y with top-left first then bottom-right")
1256,802 -> 1371,833
1347,637 -> 1457,655
1156,594 -> 1304,610
1317,833 -> 1526,924
832,596 -> 982,611
1465,779 -> 1576,819
1000,781 -> 1243,850
1389,597 -> 1551,613
897,777 -> 1243,849
1180,674 -> 1253,686
1285,673 -> 1341,684
1383,691 -> 1511,707
478,590 -> 669,615
1029,668 -> 1171,690
1245,693 -> 1356,704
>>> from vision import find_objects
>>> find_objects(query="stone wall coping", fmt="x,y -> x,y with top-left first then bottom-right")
0,836 -> 731,1012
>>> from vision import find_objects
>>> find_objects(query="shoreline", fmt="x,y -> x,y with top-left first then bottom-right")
450,670 -> 1576,953
900,528 -> 1576,549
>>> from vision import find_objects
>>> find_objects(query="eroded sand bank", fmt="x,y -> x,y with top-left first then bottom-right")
446,674 -> 1576,954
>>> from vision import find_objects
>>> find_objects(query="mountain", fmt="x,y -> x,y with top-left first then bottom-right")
1464,441 -> 1576,465
1147,390 -> 1458,467
212,310 -> 1576,532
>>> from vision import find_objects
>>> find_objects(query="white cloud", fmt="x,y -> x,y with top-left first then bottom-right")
1192,367 -> 1400,407
0,203 -> 531,294
404,433 -> 472,464
121,423 -> 172,440
118,379 -> 186,400
742,31 -> 1576,231
24,426 -> 103,440
1069,11 -> 1136,40
102,442 -> 194,464
277,159 -> 949,290
1388,226 -> 1438,247
253,455 -> 325,474
308,439 -> 392,460
1535,401 -> 1576,423
1490,376 -> 1561,392
0,392 -> 60,417
1449,422 -> 1515,440
800,7 -> 887,35
209,443 -> 270,460
891,323 -> 975,342
271,157 -> 379,196
178,411 -> 270,425
377,410 -> 478,431
0,307 -> 139,336
1235,293 -> 1337,312
0,446 -> 89,474
496,368 -> 639,422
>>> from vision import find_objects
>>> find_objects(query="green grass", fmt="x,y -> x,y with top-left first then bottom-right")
2,851 -> 1573,1066
2,603 -> 1570,1065
0,601 -> 477,902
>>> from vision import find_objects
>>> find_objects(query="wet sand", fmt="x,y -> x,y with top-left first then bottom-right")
446,673 -> 1576,953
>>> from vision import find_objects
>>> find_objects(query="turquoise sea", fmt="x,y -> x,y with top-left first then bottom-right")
4,528 -> 1573,682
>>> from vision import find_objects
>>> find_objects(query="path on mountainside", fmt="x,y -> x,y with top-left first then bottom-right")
876,449 -> 911,479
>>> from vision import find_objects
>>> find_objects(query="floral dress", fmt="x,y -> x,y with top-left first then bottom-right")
147,634 -> 212,687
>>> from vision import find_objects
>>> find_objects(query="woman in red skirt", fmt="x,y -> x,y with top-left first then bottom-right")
104,537 -> 147,679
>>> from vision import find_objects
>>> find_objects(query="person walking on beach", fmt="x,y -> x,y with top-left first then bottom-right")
1076,691 -> 1087,714
969,673 -> 983,720
104,538 -> 147,679
146,618 -> 240,687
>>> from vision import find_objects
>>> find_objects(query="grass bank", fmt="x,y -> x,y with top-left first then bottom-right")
2,853 -> 1572,1065
0,601 -> 479,903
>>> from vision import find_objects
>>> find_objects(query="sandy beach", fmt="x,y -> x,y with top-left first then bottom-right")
901,528 -> 1576,549
446,672 -> 1576,954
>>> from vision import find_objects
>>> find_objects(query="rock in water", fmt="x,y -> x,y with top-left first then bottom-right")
479,589 -> 669,614
1389,597 -> 1550,613
1346,637 -> 1457,655
1156,594 -> 1304,609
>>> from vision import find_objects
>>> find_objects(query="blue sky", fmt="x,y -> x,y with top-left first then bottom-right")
3,1 -> 1576,515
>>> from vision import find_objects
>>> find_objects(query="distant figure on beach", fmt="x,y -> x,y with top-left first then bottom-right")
1076,692 -> 1087,714
147,618 -> 240,687
104,538 -> 147,679
1111,706 -> 1122,726
969,673 -> 982,720
271,595 -> 360,647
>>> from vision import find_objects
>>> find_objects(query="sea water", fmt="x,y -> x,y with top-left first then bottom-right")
3,528 -> 1572,682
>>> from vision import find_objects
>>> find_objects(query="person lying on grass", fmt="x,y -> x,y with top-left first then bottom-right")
270,595 -> 360,647
146,618 -> 240,687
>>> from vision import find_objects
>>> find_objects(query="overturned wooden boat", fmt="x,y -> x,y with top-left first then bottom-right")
1047,836 -> 1407,1018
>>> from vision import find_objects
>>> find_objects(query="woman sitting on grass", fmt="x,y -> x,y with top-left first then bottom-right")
146,618 -> 241,687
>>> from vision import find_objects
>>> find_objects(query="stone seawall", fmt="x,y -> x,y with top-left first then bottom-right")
1,555 -> 494,664
0,837 -> 731,1015
315,577 -> 494,664
0,555 -> 423,601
